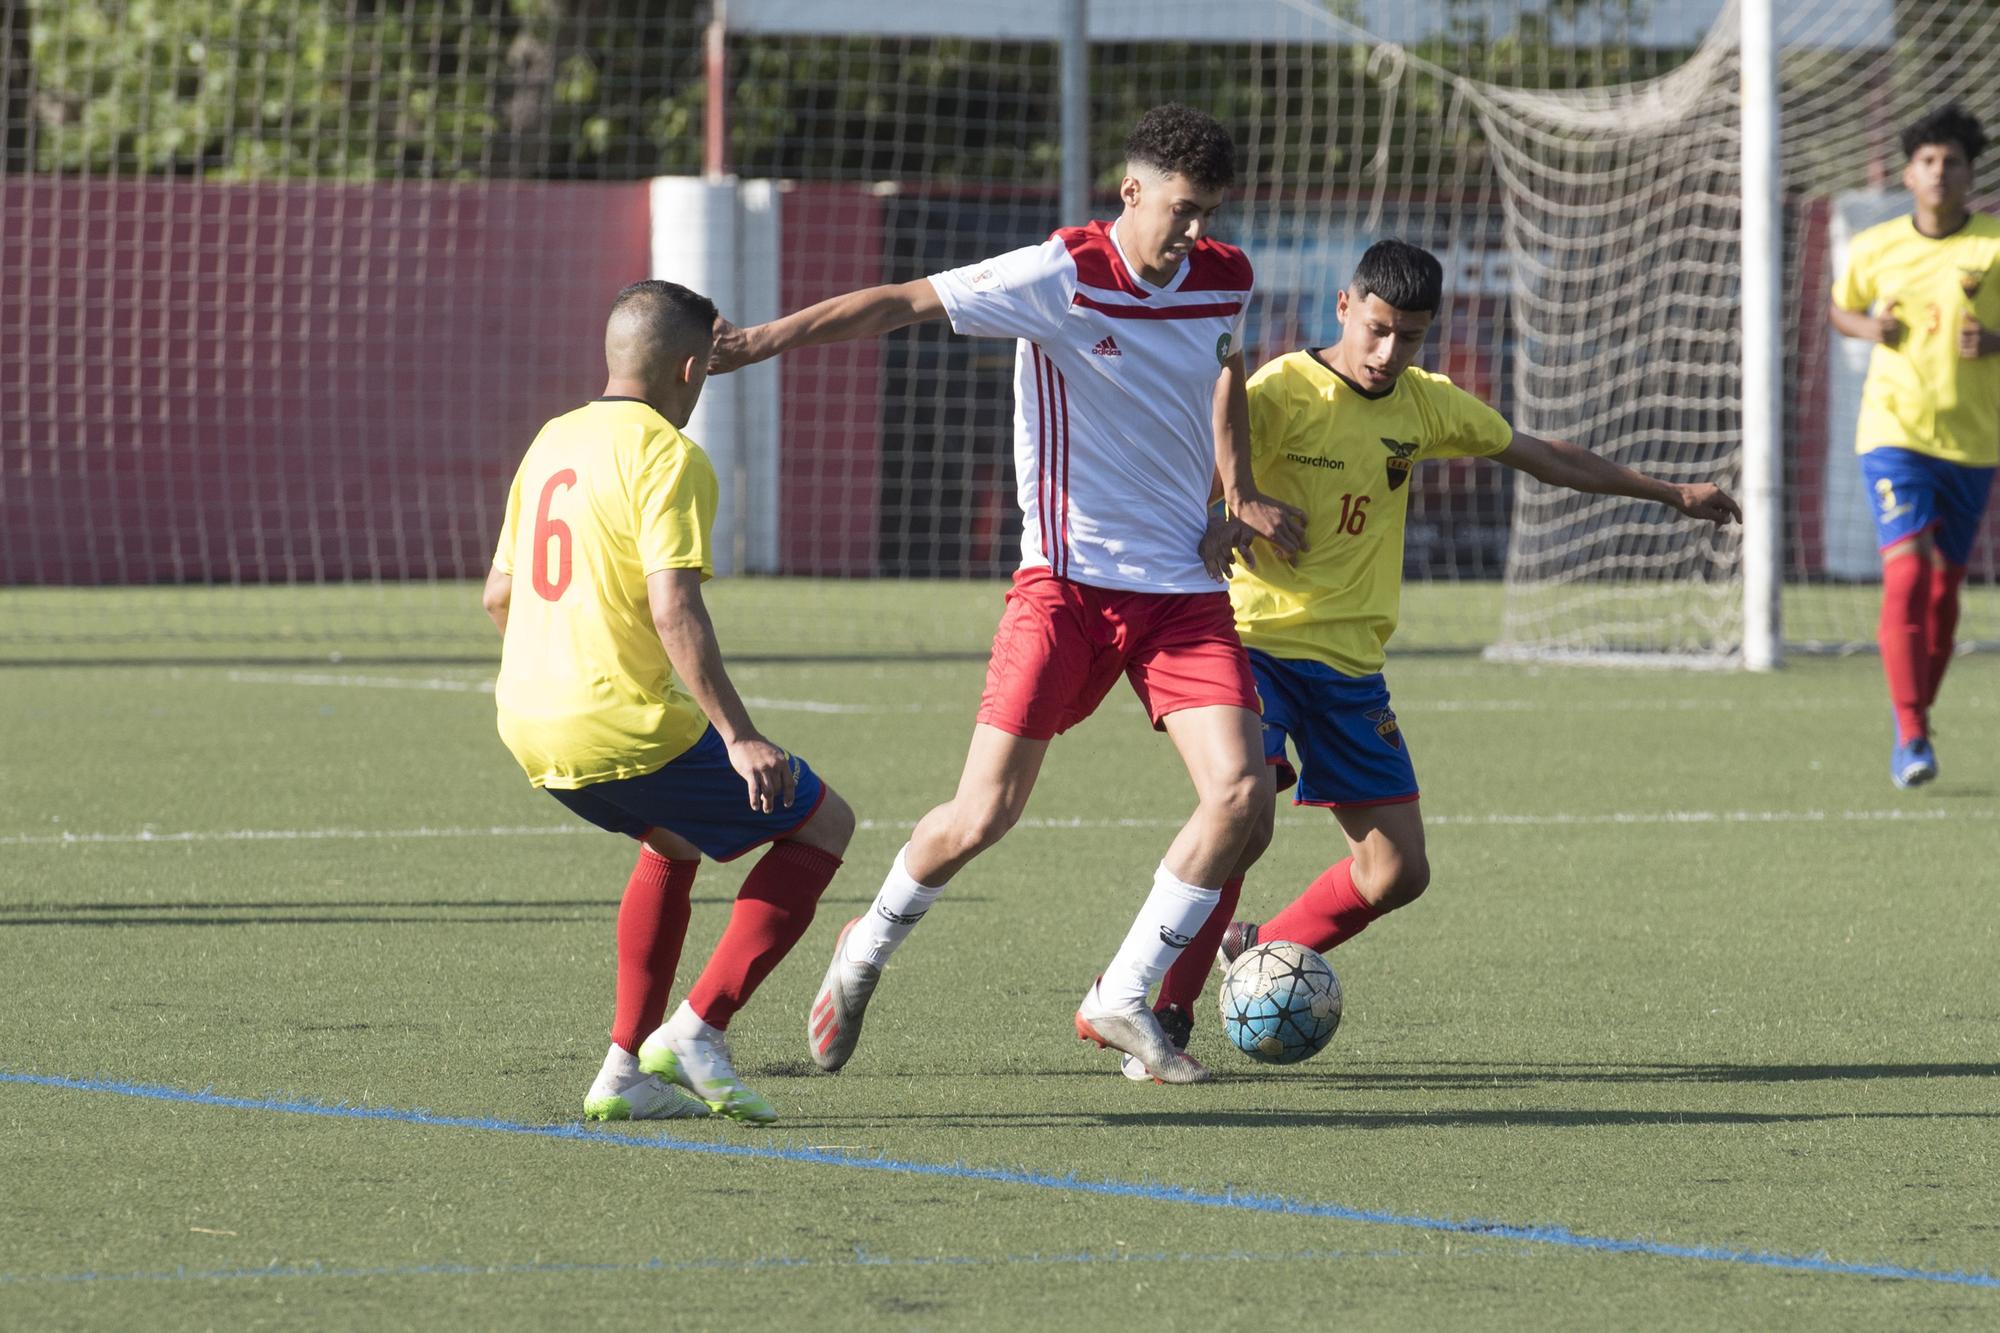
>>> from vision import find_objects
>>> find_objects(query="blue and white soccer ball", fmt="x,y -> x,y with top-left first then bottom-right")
1218,941 -> 1342,1064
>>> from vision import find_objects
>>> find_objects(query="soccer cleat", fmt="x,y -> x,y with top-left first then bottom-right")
637,1025 -> 778,1125
583,1069 -> 711,1122
807,918 -> 881,1073
1890,736 -> 1939,789
1119,1003 -> 1194,1083
1216,920 -> 1259,973
1076,981 -> 1211,1085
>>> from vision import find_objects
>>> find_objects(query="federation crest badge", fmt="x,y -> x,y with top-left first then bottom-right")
1960,267 -> 1987,301
1380,437 -> 1419,491
1365,706 -> 1403,750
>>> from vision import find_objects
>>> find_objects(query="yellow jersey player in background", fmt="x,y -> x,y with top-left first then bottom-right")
1117,239 -> 1739,1077
1829,103 -> 2000,789
484,279 -> 855,1124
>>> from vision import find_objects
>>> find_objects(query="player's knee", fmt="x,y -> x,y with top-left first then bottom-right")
1379,853 -> 1431,909
1202,770 -> 1265,830
799,787 -> 856,857
1237,800 -> 1276,870
950,802 -> 1019,858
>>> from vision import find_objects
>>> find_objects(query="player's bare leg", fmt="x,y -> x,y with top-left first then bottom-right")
1080,704 -> 1264,1083
1235,800 -> 1429,963
809,726 -> 1049,1071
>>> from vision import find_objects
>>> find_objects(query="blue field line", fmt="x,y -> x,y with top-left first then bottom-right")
5,1070 -> 1997,1292
2,1243 -> 1429,1288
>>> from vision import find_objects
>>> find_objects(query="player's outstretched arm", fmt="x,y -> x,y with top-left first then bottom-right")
710,279 -> 946,374
481,567 -> 512,636
647,568 -> 796,813
1211,353 -> 1306,559
1494,432 -> 1741,525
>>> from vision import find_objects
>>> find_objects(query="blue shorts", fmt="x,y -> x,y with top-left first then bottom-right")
1249,648 -> 1419,809
546,725 -> 827,862
1858,447 -> 1996,567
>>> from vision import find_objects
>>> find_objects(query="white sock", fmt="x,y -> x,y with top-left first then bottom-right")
600,1043 -> 641,1081
845,844 -> 948,969
1096,863 -> 1221,1010
663,1000 -> 721,1043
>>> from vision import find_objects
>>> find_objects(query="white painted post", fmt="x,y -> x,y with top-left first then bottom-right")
1740,0 -> 1783,670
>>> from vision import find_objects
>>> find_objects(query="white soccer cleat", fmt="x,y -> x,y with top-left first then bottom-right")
807,918 -> 881,1073
582,1068 -> 710,1122
638,1023 -> 778,1125
1076,981 -> 1212,1085
1117,1003 -> 1194,1082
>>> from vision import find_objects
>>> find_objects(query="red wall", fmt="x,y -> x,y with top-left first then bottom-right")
776,183 -> 883,575
1,178 -> 652,584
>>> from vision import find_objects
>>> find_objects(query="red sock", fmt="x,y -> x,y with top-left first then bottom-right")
686,842 -> 842,1029
1878,553 -> 1929,743
1261,858 -> 1386,953
610,848 -> 698,1054
1154,875 -> 1241,1015
1922,561 -> 1966,710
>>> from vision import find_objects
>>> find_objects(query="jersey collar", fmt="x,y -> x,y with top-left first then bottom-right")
1107,220 -> 1189,294
1307,347 -> 1398,401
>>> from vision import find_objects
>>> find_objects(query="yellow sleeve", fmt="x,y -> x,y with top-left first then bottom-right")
1245,362 -> 1292,468
492,470 -> 522,575
1831,234 -> 1876,313
1423,381 -> 1514,460
637,443 -> 718,580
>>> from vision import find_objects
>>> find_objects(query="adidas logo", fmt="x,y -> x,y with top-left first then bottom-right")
1090,335 -> 1122,357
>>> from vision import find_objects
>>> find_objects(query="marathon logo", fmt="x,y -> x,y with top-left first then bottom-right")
1285,451 -> 1345,470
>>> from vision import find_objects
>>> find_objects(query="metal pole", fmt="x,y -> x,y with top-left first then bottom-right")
704,1 -> 729,181
1740,0 -> 1783,670
1059,0 -> 1089,225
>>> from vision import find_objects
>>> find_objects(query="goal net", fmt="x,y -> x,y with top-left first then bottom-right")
5,2 -> 1998,663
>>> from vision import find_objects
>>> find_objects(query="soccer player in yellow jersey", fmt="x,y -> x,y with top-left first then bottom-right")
1119,240 -> 1739,1075
484,279 -> 855,1124
1829,104 -> 2000,788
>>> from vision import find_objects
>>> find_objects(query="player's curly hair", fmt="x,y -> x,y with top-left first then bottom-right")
1351,239 -> 1444,314
1901,103 -> 1988,165
1124,104 -> 1237,190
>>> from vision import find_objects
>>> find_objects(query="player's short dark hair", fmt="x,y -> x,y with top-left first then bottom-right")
1124,104 -> 1237,191
1901,102 -> 1988,165
1350,239 -> 1444,314
608,279 -> 717,356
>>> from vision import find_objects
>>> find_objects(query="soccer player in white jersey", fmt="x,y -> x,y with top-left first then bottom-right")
710,104 -> 1305,1083
1117,239 -> 1738,1077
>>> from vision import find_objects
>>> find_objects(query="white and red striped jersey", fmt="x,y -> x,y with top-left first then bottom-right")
928,220 -> 1252,593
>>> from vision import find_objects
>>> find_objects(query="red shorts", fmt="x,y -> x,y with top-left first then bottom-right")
976,568 -> 1260,740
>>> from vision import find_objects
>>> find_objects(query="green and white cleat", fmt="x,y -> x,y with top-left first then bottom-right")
583,1068 -> 711,1122
638,1023 -> 778,1125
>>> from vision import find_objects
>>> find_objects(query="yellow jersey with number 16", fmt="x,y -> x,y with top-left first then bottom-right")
492,397 -> 717,790
1831,212 -> 2000,466
1231,352 -> 1514,678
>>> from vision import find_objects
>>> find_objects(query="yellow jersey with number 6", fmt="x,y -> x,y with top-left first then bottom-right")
1831,212 -> 2000,466
492,397 -> 716,789
1231,352 -> 1513,677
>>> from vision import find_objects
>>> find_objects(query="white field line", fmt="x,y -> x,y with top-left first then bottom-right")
222,670 -> 933,714
220,670 -> 1988,715
4,806 -> 1987,849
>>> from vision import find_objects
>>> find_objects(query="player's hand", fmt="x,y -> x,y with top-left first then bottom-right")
1674,483 -> 1741,525
1958,315 -> 1999,359
1228,488 -> 1309,560
727,735 -> 797,813
708,315 -> 756,375
1872,312 -> 1906,349
1200,513 -> 1259,580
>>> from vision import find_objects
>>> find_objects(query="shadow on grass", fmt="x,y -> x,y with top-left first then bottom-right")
0,893 -> 988,927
